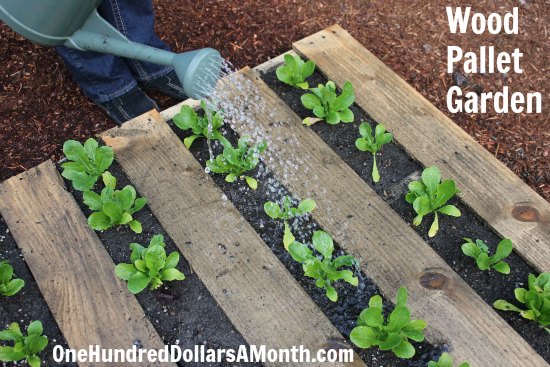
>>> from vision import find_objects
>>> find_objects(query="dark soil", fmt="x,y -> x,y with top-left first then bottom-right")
260,66 -> 550,362
0,216 -> 76,367
167,117 -> 445,366
63,163 -> 261,367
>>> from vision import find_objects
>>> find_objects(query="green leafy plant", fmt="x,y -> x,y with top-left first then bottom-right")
264,196 -> 316,249
494,272 -> 550,333
276,54 -> 315,89
405,166 -> 461,237
84,172 -> 147,233
301,81 -> 355,126
264,196 -> 316,221
206,136 -> 267,190
61,138 -> 114,191
115,234 -> 185,294
287,230 -> 358,302
461,238 -> 513,274
0,260 -> 24,297
350,287 -> 427,359
173,100 -> 230,148
355,123 -> 393,182
0,321 -> 48,367
428,353 -> 470,367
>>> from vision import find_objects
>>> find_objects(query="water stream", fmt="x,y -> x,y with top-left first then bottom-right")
188,58 -> 352,259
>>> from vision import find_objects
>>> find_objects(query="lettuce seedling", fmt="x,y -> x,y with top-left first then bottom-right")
264,196 -> 316,221
350,287 -> 427,359
405,166 -> 461,237
494,272 -> 550,333
461,238 -> 513,274
264,196 -> 316,249
61,138 -> 114,191
206,136 -> 267,189
84,172 -> 147,233
428,353 -> 470,367
173,100 -> 230,148
115,234 -> 185,294
288,230 -> 358,302
301,81 -> 355,126
276,54 -> 316,89
355,123 -> 393,182
0,321 -> 48,367
0,260 -> 24,297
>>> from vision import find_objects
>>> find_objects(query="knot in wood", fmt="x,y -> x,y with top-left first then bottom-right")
419,269 -> 450,290
511,205 -> 540,222
319,338 -> 349,352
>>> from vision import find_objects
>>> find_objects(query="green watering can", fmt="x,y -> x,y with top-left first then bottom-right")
0,0 -> 222,99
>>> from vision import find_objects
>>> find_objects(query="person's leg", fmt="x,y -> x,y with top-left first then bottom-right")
99,0 -> 186,98
55,47 -> 135,104
56,46 -> 157,124
56,0 -> 185,124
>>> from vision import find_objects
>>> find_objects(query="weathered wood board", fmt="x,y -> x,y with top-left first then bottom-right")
101,111 -> 364,367
0,162 -> 174,367
221,67 -> 547,367
293,25 -> 550,272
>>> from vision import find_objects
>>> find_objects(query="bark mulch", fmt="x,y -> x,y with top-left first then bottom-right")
0,0 -> 548,200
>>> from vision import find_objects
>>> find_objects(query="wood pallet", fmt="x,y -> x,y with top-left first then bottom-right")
0,25 -> 548,367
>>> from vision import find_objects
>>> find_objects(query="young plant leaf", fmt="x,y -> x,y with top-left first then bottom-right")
301,81 -> 355,126
0,260 -> 25,297
428,352 -> 471,367
61,138 -> 114,191
494,272 -> 550,332
263,196 -> 317,247
461,238 -> 513,274
276,54 -> 316,89
350,287 -> 427,359
355,122 -> 393,182
115,235 -> 185,294
287,230 -> 358,302
207,136 -> 267,190
264,196 -> 316,222
84,172 -> 147,233
173,101 -> 230,148
405,166 -> 461,237
0,321 -> 47,367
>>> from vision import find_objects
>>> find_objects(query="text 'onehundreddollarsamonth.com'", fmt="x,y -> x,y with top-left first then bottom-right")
52,344 -> 355,364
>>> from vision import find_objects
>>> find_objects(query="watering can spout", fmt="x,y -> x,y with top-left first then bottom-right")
0,3 -> 222,100
65,9 -> 222,100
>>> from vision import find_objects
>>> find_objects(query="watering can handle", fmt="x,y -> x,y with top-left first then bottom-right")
65,9 -> 174,66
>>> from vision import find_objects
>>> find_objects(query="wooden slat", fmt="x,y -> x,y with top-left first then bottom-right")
293,25 -> 550,272
253,51 -> 296,73
0,161 -> 173,367
223,68 -> 547,367
160,98 -> 198,122
100,111 -> 364,367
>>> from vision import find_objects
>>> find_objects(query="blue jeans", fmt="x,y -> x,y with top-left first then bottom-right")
56,0 -> 172,103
